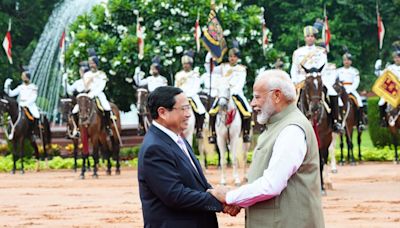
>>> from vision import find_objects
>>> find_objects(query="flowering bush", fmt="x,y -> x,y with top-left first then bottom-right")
65,0 -> 282,111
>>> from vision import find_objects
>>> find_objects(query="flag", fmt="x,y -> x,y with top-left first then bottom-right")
323,6 -> 331,52
372,70 -> 400,107
137,16 -> 144,60
200,9 -> 227,63
2,19 -> 12,64
194,13 -> 201,52
59,30 -> 66,64
377,9 -> 385,50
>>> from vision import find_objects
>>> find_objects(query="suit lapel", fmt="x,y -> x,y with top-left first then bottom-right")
150,126 -> 208,189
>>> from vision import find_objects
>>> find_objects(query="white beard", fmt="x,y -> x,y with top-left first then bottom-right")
257,97 -> 275,125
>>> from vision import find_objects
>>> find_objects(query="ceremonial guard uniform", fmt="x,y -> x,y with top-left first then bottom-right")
208,48 -> 252,143
175,51 -> 206,138
84,50 -> 113,135
134,57 -> 168,93
290,25 -> 342,132
375,41 -> 400,126
337,53 -> 366,130
4,71 -> 41,134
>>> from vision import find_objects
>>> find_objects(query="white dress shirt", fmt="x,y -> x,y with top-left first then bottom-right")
152,121 -> 198,172
226,125 -> 307,207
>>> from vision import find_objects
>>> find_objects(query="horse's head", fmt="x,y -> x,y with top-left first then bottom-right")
333,78 -> 345,95
136,88 -> 149,114
302,64 -> 324,116
76,93 -> 94,125
217,85 -> 231,112
60,98 -> 75,115
0,94 -> 18,120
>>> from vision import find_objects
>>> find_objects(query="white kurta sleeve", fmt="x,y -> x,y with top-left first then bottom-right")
7,85 -> 21,97
226,125 -> 307,207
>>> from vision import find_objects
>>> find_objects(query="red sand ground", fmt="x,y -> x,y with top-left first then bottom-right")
0,162 -> 399,227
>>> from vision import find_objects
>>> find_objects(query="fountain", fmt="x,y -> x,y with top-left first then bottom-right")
28,0 -> 106,120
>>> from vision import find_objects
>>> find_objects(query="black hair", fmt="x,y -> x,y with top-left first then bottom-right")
24,71 -> 31,79
147,86 -> 183,119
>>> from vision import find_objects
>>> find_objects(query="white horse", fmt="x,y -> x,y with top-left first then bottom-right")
182,102 -> 209,170
215,86 -> 249,185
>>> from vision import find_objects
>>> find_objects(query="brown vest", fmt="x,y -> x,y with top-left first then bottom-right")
246,104 -> 324,228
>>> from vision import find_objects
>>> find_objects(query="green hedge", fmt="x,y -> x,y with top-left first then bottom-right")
367,96 -> 393,147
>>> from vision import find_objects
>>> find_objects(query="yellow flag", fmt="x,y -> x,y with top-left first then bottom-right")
372,70 -> 400,107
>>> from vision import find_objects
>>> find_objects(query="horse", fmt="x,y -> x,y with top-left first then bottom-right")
333,79 -> 362,165
136,88 -> 151,136
76,93 -> 122,178
215,85 -> 249,186
385,105 -> 400,164
0,93 -> 51,174
59,97 -> 90,172
299,65 -> 333,194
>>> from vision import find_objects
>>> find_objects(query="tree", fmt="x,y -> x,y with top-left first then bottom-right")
245,0 -> 400,91
0,0 -> 59,84
65,0 -> 281,111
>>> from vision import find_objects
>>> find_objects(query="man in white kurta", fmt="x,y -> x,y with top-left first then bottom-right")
374,46 -> 400,126
134,61 -> 168,93
290,25 -> 342,132
336,53 -> 366,130
175,52 -> 206,138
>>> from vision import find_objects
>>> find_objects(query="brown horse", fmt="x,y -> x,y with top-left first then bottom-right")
385,105 -> 400,164
0,93 -> 51,174
299,65 -> 333,195
333,80 -> 362,165
76,93 -> 122,178
136,88 -> 151,136
59,97 -> 90,172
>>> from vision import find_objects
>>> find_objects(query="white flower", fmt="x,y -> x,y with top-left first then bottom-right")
166,52 -> 173,58
159,41 -> 166,46
125,77 -> 133,83
101,57 -> 107,62
154,20 -> 161,28
133,10 -> 139,15
245,56 -> 252,63
113,60 -> 121,67
168,26 -> 173,30
154,48 -> 160,54
109,70 -> 116,76
89,22 -> 98,30
73,50 -> 80,57
181,11 -> 189,17
175,46 -> 183,54
78,42 -> 86,47
78,24 -> 86,29
223,29 -> 231,36
170,9 -> 176,15
172,57 -> 176,62
155,34 -> 161,40
126,58 -> 132,63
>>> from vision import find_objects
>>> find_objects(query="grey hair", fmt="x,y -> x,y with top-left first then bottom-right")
255,69 -> 296,102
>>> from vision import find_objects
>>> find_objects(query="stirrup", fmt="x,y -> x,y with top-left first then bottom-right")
243,134 -> 251,143
333,122 -> 343,133
196,131 -> 203,139
208,136 -> 216,144
358,124 -> 366,131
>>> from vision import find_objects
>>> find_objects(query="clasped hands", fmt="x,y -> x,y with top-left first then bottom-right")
207,186 -> 241,216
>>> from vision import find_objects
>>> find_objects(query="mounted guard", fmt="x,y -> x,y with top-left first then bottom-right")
290,23 -> 342,132
208,45 -> 253,144
175,50 -> 206,139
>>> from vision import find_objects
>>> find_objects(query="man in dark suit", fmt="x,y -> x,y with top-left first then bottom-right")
138,86 -> 237,228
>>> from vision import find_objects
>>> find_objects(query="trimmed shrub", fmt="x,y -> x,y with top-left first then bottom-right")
367,96 -> 393,147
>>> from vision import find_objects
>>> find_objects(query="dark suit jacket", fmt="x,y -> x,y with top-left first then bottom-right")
138,125 -> 222,228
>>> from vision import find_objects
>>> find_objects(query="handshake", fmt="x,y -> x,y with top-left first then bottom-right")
208,186 -> 241,216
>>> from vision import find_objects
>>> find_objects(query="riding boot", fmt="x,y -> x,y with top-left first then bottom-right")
208,114 -> 217,144
195,113 -> 205,139
242,117 -> 251,143
32,118 -> 39,141
138,115 -> 146,136
358,107 -> 366,131
379,105 -> 388,127
329,95 -> 343,133
104,111 -> 113,136
73,113 -> 80,137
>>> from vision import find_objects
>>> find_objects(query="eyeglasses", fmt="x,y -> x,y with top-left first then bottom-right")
172,105 -> 191,111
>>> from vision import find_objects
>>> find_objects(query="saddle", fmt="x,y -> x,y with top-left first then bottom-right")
348,94 -> 359,108
95,97 -> 104,112
188,98 -> 198,114
23,107 -> 35,121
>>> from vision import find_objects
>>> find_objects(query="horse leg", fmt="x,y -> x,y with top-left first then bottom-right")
217,139 -> 226,185
92,143 -> 99,178
80,155 -> 87,179
348,131 -> 355,165
29,137 -> 40,172
11,141 -> 18,174
19,138 -> 25,174
393,133 -> 399,164
232,140 -> 240,186
73,139 -> 78,172
357,130 -> 362,162
319,149 -> 326,196
114,141 -> 121,175
329,133 -> 337,173
339,133 -> 344,165
216,145 -> 221,168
